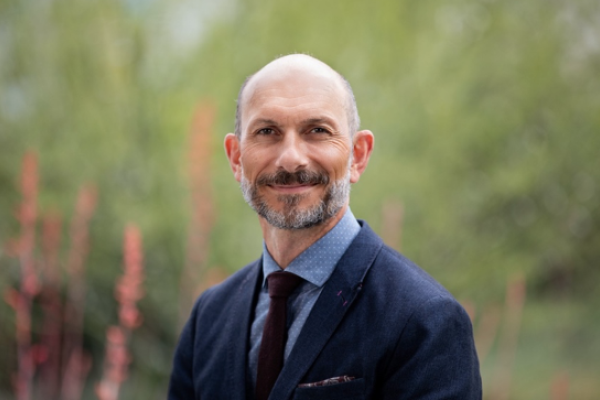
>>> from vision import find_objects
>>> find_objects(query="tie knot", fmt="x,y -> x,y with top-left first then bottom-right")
267,271 -> 303,299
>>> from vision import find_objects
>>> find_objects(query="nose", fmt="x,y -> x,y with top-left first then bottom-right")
274,132 -> 309,172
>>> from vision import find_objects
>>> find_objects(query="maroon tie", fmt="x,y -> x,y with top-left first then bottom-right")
255,271 -> 303,400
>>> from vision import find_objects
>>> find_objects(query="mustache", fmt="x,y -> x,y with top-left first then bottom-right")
255,169 -> 330,186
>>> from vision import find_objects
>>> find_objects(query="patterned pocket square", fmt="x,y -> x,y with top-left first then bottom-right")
298,375 -> 355,388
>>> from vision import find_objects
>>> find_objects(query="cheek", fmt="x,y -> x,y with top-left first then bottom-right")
322,151 -> 353,177
309,142 -> 351,168
239,153 -> 264,179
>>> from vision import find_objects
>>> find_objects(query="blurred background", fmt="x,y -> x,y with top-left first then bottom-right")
1,0 -> 599,399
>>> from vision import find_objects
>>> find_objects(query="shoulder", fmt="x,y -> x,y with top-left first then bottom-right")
354,221 -> 454,301
373,244 -> 452,300
190,259 -> 261,317
353,221 -> 465,322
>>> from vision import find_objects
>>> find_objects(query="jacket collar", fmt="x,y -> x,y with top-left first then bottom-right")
222,220 -> 383,400
269,220 -> 383,400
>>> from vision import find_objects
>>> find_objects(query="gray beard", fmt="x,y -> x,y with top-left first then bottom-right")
240,170 -> 351,230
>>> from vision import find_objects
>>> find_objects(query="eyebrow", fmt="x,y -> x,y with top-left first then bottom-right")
250,118 -> 278,126
246,117 -> 340,133
300,117 -> 336,126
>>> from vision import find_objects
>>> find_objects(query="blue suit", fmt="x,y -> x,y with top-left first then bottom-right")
169,221 -> 482,399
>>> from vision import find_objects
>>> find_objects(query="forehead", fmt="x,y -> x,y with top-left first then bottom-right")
241,69 -> 347,129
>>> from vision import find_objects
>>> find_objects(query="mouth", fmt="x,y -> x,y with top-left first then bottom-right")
257,169 -> 329,186
268,183 -> 319,194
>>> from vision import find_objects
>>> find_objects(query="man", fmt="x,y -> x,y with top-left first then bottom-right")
169,54 -> 481,399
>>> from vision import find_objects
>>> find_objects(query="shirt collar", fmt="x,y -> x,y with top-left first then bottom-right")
261,208 -> 361,288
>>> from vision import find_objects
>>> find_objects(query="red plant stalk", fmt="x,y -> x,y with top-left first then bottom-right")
550,371 -> 569,400
460,300 -> 476,323
179,102 -> 216,327
196,268 -> 230,294
3,152 -> 40,400
116,224 -> 144,331
61,186 -> 97,400
381,200 -> 404,251
490,273 -> 526,400
96,224 -> 144,400
38,213 -> 63,398
460,299 -> 502,365
95,327 -> 131,400
472,304 -> 501,365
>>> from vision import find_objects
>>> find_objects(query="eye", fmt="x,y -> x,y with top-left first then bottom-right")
310,127 -> 330,134
256,128 -> 275,135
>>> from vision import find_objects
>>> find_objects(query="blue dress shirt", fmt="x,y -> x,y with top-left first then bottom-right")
247,208 -> 361,388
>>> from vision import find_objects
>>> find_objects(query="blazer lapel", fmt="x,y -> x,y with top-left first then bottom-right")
269,223 -> 383,400
225,258 -> 263,400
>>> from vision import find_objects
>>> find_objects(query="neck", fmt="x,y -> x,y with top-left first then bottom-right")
260,204 -> 348,269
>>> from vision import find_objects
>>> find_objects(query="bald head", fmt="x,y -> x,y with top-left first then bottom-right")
234,54 -> 360,138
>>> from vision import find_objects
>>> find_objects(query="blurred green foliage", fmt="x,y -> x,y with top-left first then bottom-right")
1,0 -> 599,398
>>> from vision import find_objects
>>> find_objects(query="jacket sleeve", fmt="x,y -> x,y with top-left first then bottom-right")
381,296 -> 482,400
168,304 -> 198,400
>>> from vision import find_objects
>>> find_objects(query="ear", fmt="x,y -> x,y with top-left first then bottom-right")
224,133 -> 242,182
350,130 -> 374,183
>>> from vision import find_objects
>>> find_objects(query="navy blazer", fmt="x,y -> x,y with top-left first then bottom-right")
169,221 -> 482,399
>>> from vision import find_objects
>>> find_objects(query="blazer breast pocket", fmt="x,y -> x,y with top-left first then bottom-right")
292,377 -> 365,400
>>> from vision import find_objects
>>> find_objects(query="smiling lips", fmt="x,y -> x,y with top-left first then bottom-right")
256,169 -> 329,190
269,183 -> 319,194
